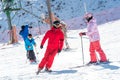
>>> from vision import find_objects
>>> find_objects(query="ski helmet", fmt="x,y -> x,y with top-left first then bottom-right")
28,34 -> 32,37
21,25 -> 25,30
60,21 -> 66,26
84,13 -> 93,22
84,13 -> 93,18
53,20 -> 60,27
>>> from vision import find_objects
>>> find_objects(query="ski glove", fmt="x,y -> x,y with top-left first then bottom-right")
29,26 -> 32,28
79,32 -> 86,36
58,49 -> 61,53
40,45 -> 43,49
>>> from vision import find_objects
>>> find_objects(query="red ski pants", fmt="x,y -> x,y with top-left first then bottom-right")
89,41 -> 107,62
38,48 -> 58,69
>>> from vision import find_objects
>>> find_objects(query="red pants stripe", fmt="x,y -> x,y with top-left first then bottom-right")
89,41 -> 107,62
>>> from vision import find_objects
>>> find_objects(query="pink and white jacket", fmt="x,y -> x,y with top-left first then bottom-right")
86,18 -> 100,42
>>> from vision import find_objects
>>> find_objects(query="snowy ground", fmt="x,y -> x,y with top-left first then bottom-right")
0,19 -> 120,80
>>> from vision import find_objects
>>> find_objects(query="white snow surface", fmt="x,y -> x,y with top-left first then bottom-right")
0,19 -> 120,80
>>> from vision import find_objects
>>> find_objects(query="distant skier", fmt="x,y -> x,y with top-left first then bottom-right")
79,13 -> 107,64
36,20 -> 64,74
25,34 -> 37,63
19,25 -> 29,41
19,25 -> 32,42
60,21 -> 70,50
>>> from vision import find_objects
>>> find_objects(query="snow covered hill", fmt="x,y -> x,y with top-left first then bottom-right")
0,0 -> 120,26
0,0 -> 120,43
0,19 -> 120,80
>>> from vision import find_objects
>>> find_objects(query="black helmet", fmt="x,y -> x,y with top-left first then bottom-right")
28,34 -> 32,37
21,25 -> 25,30
53,20 -> 60,26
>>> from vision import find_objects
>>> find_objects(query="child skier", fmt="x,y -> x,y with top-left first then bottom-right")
25,34 -> 37,63
79,13 -> 107,64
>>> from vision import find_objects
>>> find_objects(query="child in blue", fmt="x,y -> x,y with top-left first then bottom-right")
25,34 -> 37,63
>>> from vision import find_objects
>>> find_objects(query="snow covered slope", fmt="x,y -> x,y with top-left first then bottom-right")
0,19 -> 120,80
0,0 -> 120,43
0,0 -> 120,28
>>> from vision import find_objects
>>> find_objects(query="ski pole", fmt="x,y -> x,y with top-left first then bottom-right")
80,36 -> 85,65
35,47 -> 39,54
83,2 -> 88,14
35,47 -> 39,61
26,51 -> 29,64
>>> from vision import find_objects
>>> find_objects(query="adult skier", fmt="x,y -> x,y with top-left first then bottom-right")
19,25 -> 32,42
79,13 -> 107,64
36,20 -> 64,74
19,25 -> 29,42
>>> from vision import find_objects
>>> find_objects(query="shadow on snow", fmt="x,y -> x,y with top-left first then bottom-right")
99,63 -> 120,70
51,69 -> 77,75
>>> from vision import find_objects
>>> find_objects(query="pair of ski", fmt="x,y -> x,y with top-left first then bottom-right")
70,61 -> 111,69
36,69 -> 52,75
86,61 -> 110,66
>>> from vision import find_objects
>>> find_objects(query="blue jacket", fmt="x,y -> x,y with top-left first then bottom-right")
19,25 -> 29,41
25,38 -> 36,50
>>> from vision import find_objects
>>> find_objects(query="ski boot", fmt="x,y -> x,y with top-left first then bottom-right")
36,68 -> 42,75
45,68 -> 52,73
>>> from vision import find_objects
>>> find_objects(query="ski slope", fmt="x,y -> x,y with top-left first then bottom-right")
0,19 -> 120,80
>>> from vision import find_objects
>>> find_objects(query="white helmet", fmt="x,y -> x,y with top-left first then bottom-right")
60,21 -> 66,26
84,13 -> 93,18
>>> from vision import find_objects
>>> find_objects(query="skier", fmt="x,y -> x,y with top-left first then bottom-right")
60,21 -> 70,50
36,20 -> 64,74
79,13 -> 107,64
25,34 -> 37,63
19,25 -> 29,42
19,25 -> 32,42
